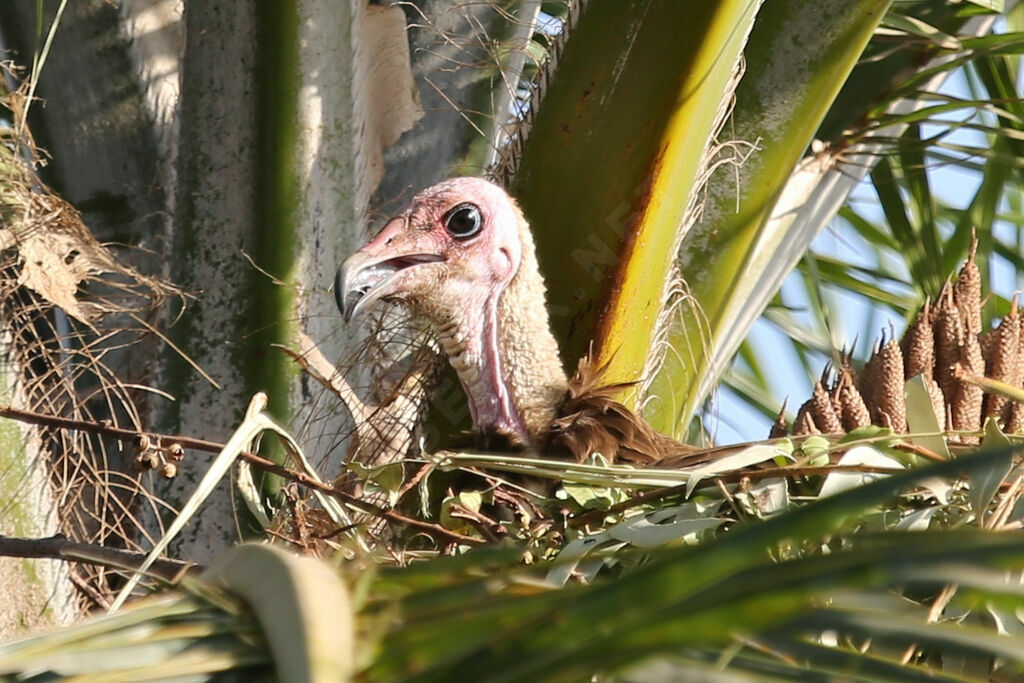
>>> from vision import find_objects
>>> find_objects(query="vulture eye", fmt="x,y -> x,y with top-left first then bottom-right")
444,203 -> 482,240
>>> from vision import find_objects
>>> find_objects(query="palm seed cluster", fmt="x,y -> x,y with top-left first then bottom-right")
775,243 -> 1024,441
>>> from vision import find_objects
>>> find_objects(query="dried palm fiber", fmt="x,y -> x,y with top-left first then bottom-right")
285,321 -> 440,542
0,78 -> 176,607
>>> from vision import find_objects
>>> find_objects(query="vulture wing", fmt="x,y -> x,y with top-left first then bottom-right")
550,357 -> 702,465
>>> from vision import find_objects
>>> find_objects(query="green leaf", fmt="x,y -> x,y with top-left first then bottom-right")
799,435 -> 831,467
202,544 -> 353,682
970,419 -> 1015,525
513,0 -> 761,397
606,502 -> 726,549
881,13 -> 962,50
818,445 -> 905,498
657,0 -> 893,435
373,447 -> 1024,680
348,460 -> 406,507
684,443 -> 784,496
964,0 -> 1004,11
905,374 -> 951,459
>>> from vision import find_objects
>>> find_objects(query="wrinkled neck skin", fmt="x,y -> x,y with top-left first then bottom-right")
434,291 -> 524,438
420,220 -> 568,447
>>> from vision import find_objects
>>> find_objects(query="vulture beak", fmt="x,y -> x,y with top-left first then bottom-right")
335,249 -> 444,323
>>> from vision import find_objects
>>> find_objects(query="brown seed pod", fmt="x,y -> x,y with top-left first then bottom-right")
1017,304 -> 1024,384
810,378 -> 842,433
933,286 -> 963,409
980,326 -> 995,370
769,401 -> 789,439
167,443 -> 185,460
792,400 -> 820,436
160,461 -> 178,479
766,244 -> 1010,442
952,332 -> 984,443
1007,400 -> 1024,435
901,300 -> 934,381
133,433 -> 151,452
983,301 -> 1020,422
1013,309 -> 1024,427
858,340 -> 883,417
925,377 -> 946,429
829,376 -> 844,419
836,366 -> 871,431
134,450 -> 160,471
873,338 -> 907,433
954,237 -> 982,337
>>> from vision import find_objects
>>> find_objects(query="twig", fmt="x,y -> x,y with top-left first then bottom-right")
275,336 -> 368,420
954,364 -> 1024,406
397,462 -> 435,501
892,441 -> 947,462
0,534 -> 198,581
447,503 -> 503,544
69,568 -> 113,610
716,478 -> 743,521
0,402 -> 238,455
569,483 -> 689,529
0,403 -> 485,548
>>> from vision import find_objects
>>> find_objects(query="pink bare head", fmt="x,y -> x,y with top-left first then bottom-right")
336,177 -> 526,325
336,177 -> 566,445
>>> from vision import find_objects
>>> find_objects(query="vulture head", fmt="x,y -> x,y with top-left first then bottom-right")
336,177 -> 568,447
336,177 -> 700,464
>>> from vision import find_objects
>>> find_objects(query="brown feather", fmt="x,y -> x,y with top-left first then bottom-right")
547,357 -> 701,465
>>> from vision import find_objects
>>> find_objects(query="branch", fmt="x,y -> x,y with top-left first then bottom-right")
0,403 -> 484,548
0,534 -> 198,581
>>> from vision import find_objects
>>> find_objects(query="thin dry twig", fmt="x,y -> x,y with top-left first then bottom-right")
0,534 -> 197,581
0,402 -> 485,547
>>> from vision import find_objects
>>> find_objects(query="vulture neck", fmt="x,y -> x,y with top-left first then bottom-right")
435,219 -> 568,446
